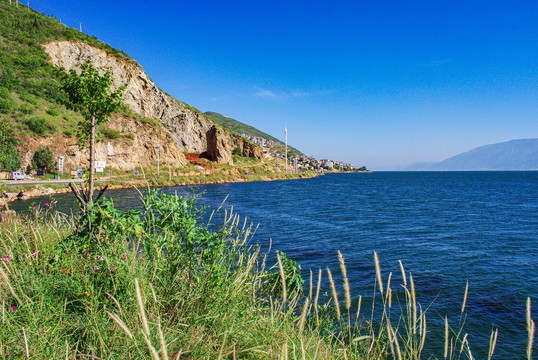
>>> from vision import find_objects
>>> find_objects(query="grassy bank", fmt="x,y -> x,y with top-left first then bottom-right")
0,191 -> 534,359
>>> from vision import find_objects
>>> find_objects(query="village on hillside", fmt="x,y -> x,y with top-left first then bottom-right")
239,134 -> 367,173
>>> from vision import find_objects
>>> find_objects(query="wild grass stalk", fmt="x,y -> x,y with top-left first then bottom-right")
0,192 -> 534,359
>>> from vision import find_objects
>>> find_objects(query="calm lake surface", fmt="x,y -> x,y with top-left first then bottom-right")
11,171 -> 538,357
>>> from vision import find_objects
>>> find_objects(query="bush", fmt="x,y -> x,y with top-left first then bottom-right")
232,146 -> 242,157
18,103 -> 34,114
0,98 -> 14,114
25,116 -> 54,135
0,146 -> 22,172
45,108 -> 60,116
31,146 -> 55,173
100,128 -> 121,140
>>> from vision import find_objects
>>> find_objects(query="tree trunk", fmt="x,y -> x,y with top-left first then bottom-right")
88,114 -> 95,203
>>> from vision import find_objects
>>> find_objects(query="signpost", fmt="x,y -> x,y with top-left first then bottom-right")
58,156 -> 64,179
94,161 -> 106,173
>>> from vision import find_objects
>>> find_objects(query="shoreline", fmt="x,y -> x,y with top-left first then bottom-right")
1,172 -> 320,206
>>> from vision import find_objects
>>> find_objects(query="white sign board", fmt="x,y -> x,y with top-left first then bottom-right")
95,168 -> 104,173
94,161 -> 106,168
58,156 -> 64,172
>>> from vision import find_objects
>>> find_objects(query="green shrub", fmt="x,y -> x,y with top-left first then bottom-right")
232,146 -> 242,157
31,146 -> 55,172
0,146 -> 22,172
100,128 -> 121,139
46,107 -> 60,116
20,93 -> 38,104
0,98 -> 14,113
18,103 -> 34,114
25,116 -> 54,135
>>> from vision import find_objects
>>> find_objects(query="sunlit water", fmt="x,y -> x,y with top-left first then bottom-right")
11,172 -> 538,357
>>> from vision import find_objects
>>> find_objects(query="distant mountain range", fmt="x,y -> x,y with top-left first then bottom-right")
405,138 -> 538,171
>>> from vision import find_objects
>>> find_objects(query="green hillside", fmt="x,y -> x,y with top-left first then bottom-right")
0,1 -> 144,138
204,111 -> 303,156
204,111 -> 283,143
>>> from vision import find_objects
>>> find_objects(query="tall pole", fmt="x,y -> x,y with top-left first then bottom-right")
156,141 -> 160,177
285,125 -> 288,174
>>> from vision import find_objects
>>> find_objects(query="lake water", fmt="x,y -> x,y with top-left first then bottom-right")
10,172 -> 538,357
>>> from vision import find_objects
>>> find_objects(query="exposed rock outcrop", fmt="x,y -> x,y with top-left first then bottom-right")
206,125 -> 263,164
206,126 -> 234,164
234,137 -> 264,159
43,41 -> 214,154
42,40 -> 262,166
17,115 -> 187,172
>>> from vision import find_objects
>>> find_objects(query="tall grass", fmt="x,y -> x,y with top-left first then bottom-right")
0,193 -> 534,359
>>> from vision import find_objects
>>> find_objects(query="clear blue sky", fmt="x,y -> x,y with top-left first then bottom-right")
31,0 -> 537,169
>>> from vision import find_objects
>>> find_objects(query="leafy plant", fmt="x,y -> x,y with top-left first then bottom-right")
0,121 -> 22,171
25,116 -> 54,135
265,250 -> 304,299
59,61 -> 125,204
46,108 -> 60,116
100,127 -> 121,139
31,146 -> 55,173
232,146 -> 242,157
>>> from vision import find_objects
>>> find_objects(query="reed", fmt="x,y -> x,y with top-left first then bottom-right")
0,193 -> 534,359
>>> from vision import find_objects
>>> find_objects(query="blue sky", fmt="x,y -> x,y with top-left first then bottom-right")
31,0 -> 537,169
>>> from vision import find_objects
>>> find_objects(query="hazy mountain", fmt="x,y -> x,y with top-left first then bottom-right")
404,162 -> 437,171
405,139 -> 538,171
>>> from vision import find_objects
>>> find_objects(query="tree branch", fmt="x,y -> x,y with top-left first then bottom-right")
95,184 -> 109,202
69,182 -> 86,211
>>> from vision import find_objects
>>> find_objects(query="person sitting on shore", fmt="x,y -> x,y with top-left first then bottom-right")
1,191 -> 7,199
17,191 -> 24,200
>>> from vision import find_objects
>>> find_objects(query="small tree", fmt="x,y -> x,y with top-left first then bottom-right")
31,146 -> 55,173
59,62 -> 125,204
0,121 -> 22,172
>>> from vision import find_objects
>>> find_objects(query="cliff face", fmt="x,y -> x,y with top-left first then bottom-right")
41,40 -> 262,166
17,115 -> 188,172
206,125 -> 264,164
43,41 -> 213,154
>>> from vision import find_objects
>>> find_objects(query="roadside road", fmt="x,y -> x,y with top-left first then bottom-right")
3,178 -> 85,187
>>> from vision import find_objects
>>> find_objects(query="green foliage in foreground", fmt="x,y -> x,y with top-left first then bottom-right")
0,190 -> 534,359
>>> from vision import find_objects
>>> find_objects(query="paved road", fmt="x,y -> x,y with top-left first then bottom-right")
3,179 -> 85,187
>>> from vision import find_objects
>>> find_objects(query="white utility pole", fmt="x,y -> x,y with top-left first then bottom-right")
285,125 -> 288,173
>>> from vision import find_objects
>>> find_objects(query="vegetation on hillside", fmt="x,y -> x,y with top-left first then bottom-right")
0,121 -> 21,171
0,1 -> 141,139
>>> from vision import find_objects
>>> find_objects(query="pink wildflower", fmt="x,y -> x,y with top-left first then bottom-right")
3,256 -> 10,261
122,254 -> 126,260
44,202 -> 50,206
94,266 -> 99,271
9,306 -> 16,311
32,253 -> 37,257
100,232 -> 105,236
97,256 -> 103,261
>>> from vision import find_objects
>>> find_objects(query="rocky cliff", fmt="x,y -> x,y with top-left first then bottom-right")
43,41 -> 213,154
17,115 -> 188,172
42,41 -> 262,165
